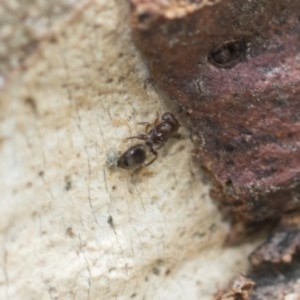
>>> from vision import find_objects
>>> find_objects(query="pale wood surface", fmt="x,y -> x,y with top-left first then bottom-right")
0,1 -> 258,299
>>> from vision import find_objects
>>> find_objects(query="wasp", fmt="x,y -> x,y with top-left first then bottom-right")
117,112 -> 180,169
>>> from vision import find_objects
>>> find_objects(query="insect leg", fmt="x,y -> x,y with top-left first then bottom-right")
153,111 -> 160,126
144,147 -> 158,166
137,122 -> 152,133
127,133 -> 148,141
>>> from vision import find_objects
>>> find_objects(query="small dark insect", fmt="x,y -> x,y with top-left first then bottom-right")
117,144 -> 147,169
117,112 -> 180,169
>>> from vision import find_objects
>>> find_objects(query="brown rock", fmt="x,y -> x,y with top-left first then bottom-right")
130,0 -> 300,230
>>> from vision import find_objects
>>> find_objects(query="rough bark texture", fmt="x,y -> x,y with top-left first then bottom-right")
214,276 -> 255,300
130,0 -> 300,228
250,213 -> 300,266
0,1 -> 258,299
216,257 -> 300,300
